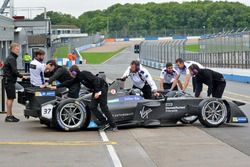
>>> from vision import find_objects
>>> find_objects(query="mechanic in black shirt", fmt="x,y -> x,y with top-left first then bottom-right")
3,43 -> 27,122
42,60 -> 80,98
54,65 -> 117,131
188,64 -> 226,98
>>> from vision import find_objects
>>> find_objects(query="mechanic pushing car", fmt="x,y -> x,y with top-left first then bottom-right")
121,60 -> 159,99
160,62 -> 178,91
3,43 -> 27,122
171,58 -> 204,92
29,49 -> 46,87
41,60 -> 80,98
53,65 -> 117,131
188,64 -> 226,98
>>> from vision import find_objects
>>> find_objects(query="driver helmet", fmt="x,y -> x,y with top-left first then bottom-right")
130,89 -> 143,96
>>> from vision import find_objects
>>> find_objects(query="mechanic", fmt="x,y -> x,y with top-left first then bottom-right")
121,60 -> 159,99
54,65 -> 117,131
41,60 -> 80,98
160,62 -> 179,91
30,49 -> 46,87
3,43 -> 27,122
172,58 -> 204,92
188,64 -> 226,98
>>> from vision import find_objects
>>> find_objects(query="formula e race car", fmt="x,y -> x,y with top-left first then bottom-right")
17,79 -> 248,131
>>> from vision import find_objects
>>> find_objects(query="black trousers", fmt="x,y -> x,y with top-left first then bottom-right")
133,83 -> 152,99
68,82 -> 80,98
163,83 -> 178,91
212,81 -> 226,98
24,62 -> 30,73
89,84 -> 115,127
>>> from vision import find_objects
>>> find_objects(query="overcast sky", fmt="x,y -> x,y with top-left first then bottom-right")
3,0 -> 250,17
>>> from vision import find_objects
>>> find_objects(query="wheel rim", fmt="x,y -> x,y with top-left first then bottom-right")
202,101 -> 227,125
59,103 -> 85,129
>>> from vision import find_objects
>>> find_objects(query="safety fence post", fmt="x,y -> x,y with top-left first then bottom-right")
1,76 -> 5,113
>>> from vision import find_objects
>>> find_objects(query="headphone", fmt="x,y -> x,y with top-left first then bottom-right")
69,65 -> 80,77
71,70 -> 78,77
131,60 -> 140,72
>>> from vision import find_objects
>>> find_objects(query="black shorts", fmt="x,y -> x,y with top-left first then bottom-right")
163,83 -> 178,91
5,82 -> 16,99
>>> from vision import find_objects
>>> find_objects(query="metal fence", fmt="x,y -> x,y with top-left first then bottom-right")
108,28 -> 239,38
139,31 -> 250,69
200,31 -> 250,53
51,35 -> 104,57
183,52 -> 250,68
139,40 -> 187,69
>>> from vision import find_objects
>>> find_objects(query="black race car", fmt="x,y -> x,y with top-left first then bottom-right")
17,79 -> 248,131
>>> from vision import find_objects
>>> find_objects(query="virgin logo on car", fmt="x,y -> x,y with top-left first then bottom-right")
140,106 -> 152,119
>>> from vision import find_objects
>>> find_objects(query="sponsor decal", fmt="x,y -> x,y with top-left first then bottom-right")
108,96 -> 143,104
232,117 -> 248,123
113,113 -> 134,118
165,103 -> 185,112
108,99 -> 120,103
120,96 -> 143,101
140,106 -> 152,119
110,89 -> 117,95
165,103 -> 173,107
35,91 -> 55,97
35,92 -> 41,96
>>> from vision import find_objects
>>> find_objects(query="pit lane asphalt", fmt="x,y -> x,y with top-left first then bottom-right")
0,46 -> 250,167
82,47 -> 250,161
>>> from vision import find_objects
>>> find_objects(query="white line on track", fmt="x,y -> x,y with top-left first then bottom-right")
99,130 -> 123,167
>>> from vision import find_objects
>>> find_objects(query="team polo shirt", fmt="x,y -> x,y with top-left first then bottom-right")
30,59 -> 45,86
160,68 -> 178,84
174,61 -> 204,76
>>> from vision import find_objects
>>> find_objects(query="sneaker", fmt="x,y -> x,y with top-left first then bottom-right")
12,116 -> 20,122
99,123 -> 110,131
5,116 -> 20,122
106,126 -> 118,132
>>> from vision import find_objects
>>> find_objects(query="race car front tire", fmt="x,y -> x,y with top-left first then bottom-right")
55,99 -> 88,131
198,98 -> 227,127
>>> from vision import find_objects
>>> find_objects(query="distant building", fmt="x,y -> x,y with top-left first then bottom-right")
51,25 -> 88,45
0,15 -> 52,70
0,15 -> 14,72
51,25 -> 81,35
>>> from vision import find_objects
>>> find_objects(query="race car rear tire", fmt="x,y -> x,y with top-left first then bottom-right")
180,116 -> 198,124
198,98 -> 227,128
55,99 -> 88,131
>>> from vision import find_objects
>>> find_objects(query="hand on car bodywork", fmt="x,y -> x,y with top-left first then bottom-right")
153,92 -> 160,97
40,85 -> 46,89
94,91 -> 102,99
49,86 -> 57,90
40,82 -> 49,89
22,76 -> 28,80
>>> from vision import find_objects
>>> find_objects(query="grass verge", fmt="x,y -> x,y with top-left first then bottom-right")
81,47 -> 127,64
185,44 -> 200,52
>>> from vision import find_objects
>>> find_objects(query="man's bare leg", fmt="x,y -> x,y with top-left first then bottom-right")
6,99 -> 14,116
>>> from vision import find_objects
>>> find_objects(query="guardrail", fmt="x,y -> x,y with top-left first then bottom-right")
139,39 -> 187,69
139,39 -> 250,69
183,51 -> 250,68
